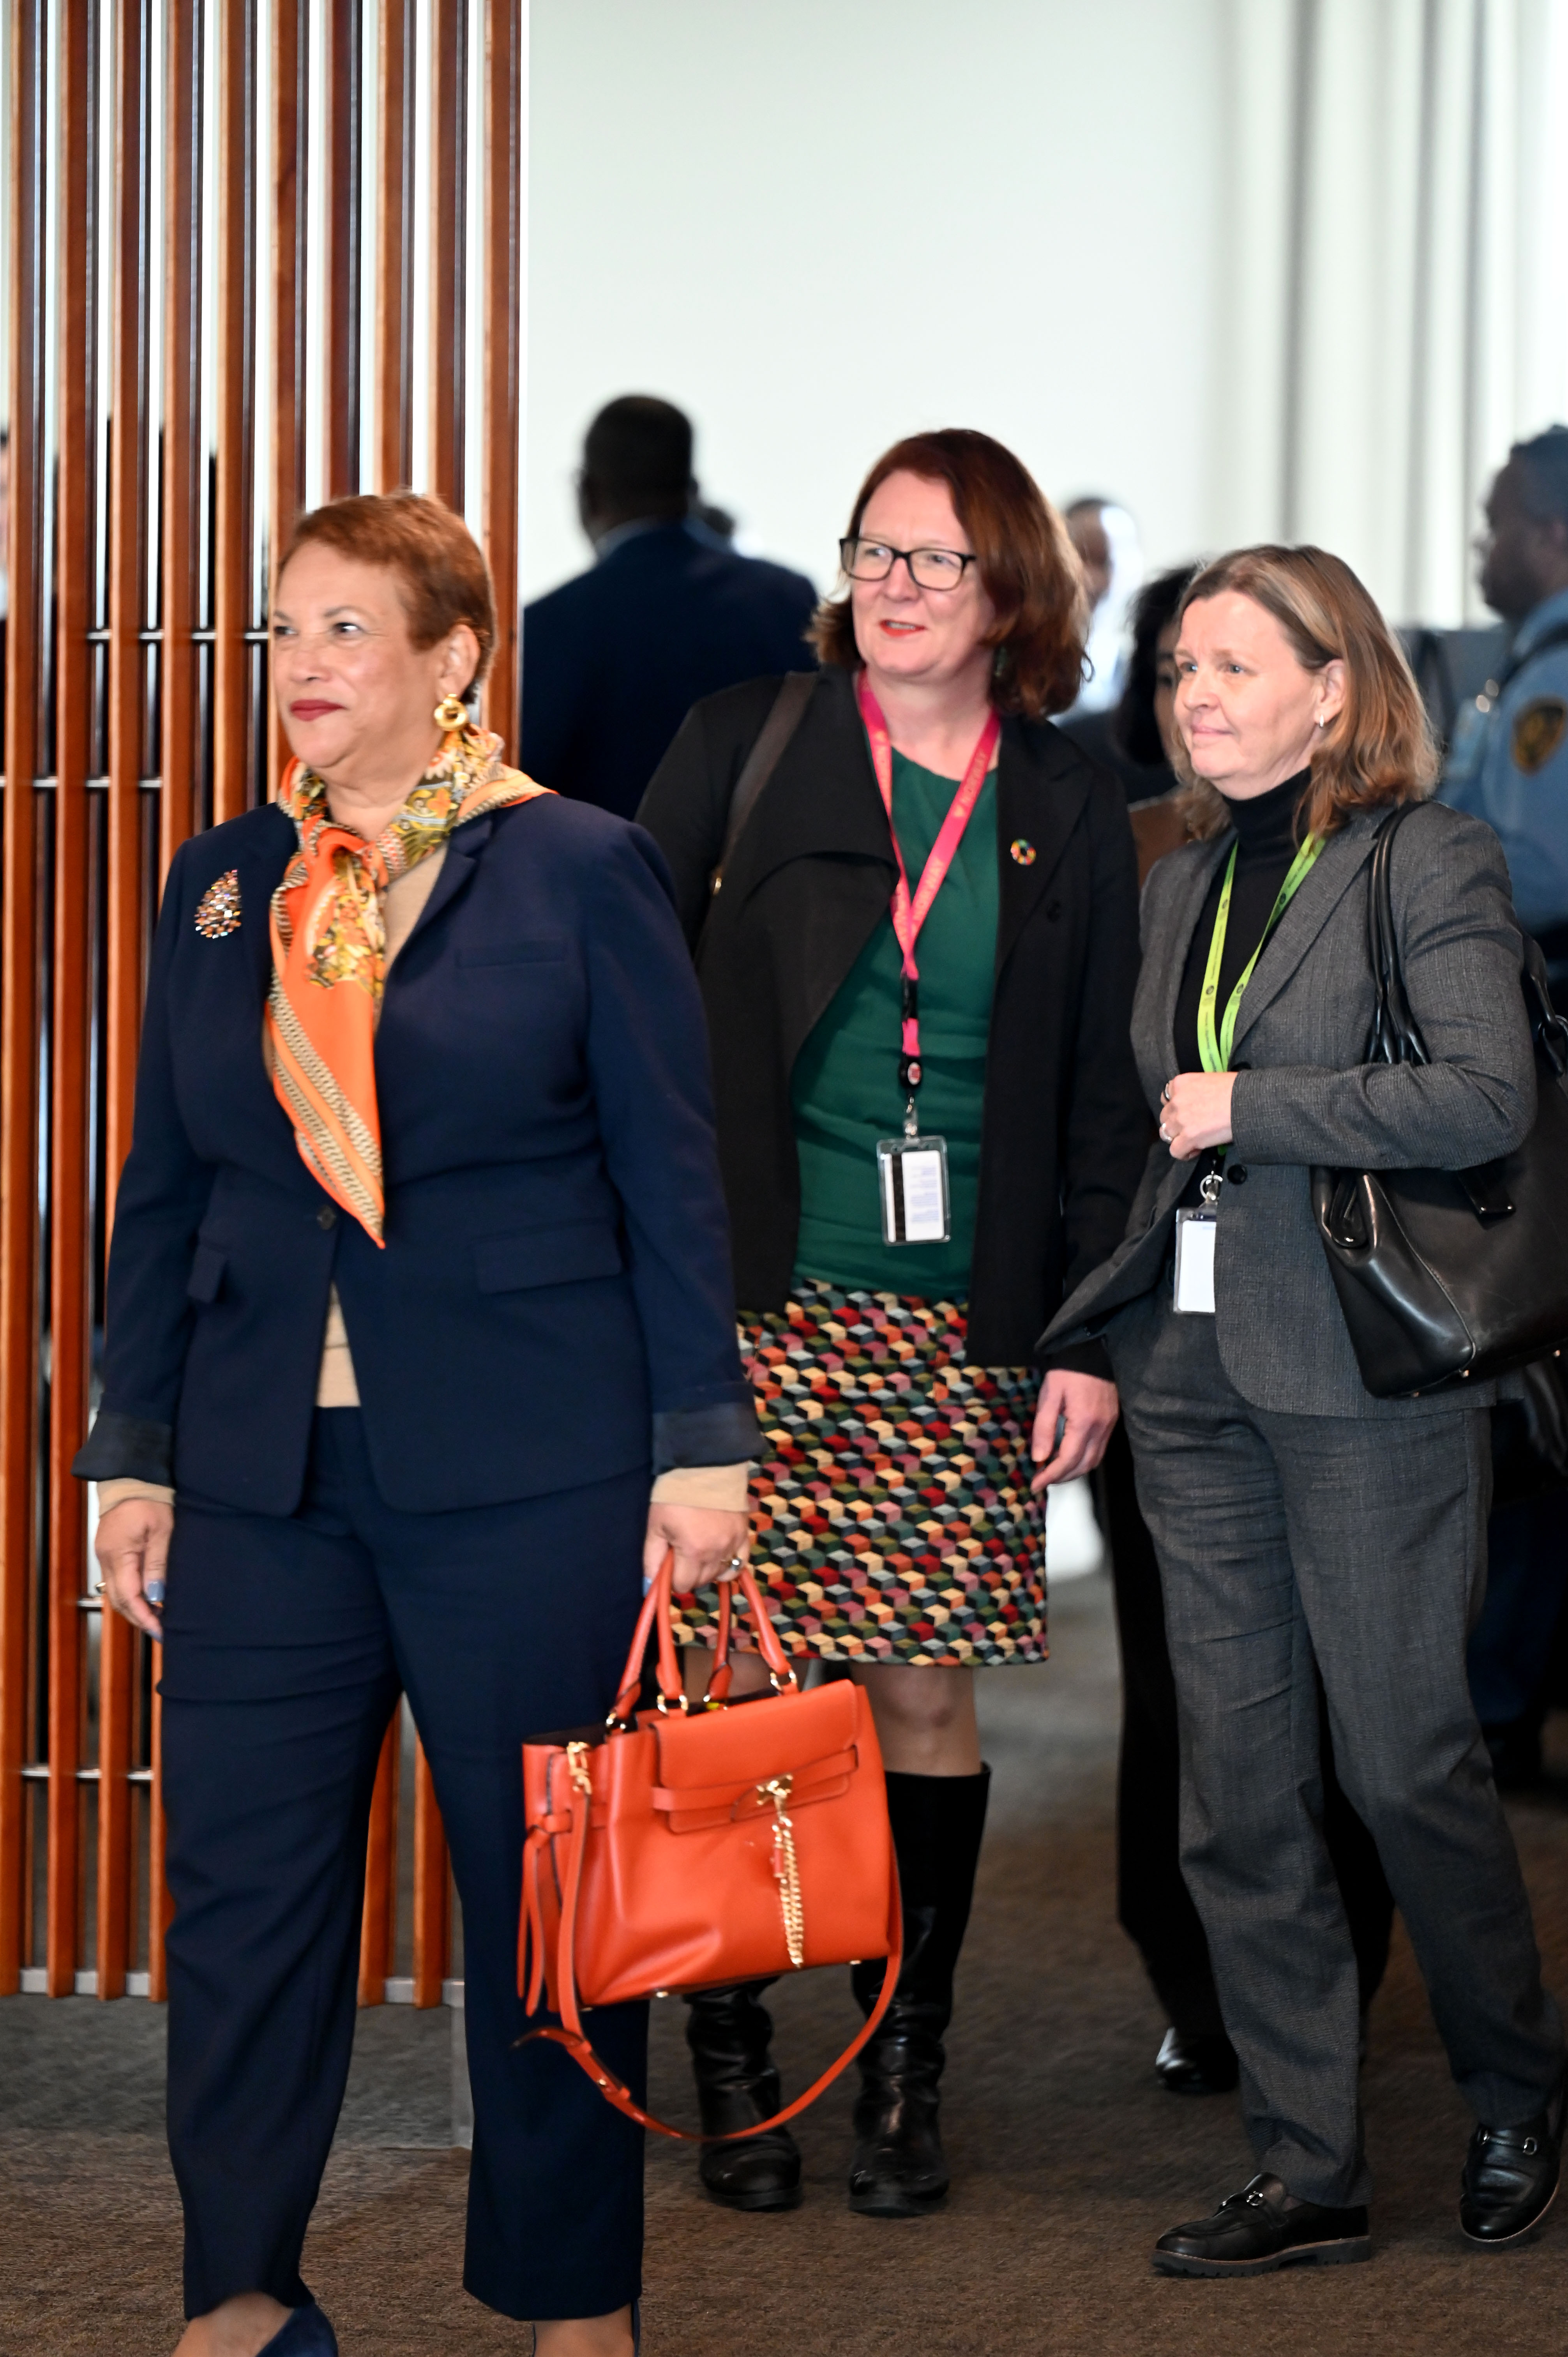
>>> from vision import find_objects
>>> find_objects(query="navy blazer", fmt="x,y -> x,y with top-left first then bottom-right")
521,523 -> 817,820
75,793 -> 758,1517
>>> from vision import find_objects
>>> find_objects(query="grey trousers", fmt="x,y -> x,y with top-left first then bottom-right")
1108,1286 -> 1564,2208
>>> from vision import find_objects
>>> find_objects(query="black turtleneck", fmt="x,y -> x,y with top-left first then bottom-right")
1171,768 -> 1311,1074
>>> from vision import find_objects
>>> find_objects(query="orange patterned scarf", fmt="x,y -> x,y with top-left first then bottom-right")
267,723 -> 552,1244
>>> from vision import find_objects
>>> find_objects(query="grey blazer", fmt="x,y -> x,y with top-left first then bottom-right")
1041,797 -> 1535,1418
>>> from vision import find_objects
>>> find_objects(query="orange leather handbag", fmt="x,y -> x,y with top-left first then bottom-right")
518,1555 -> 901,2138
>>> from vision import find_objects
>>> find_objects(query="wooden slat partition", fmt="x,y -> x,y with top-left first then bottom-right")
483,0 -> 524,754
0,0 -> 46,1996
374,0 -> 415,494
45,0 -> 98,2003
213,0 -> 256,830
3,0 -> 528,2008
100,0 -> 151,2005
323,0 -> 364,500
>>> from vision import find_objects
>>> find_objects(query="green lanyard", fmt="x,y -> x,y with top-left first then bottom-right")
1197,834 -> 1323,1072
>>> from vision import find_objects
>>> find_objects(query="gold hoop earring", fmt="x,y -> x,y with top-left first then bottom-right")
434,693 -> 468,731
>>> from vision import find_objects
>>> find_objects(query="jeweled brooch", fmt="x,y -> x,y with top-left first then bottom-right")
1009,838 -> 1037,867
194,869 -> 242,938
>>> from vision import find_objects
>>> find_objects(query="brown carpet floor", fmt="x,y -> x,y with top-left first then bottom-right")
3,1571 -> 1565,2356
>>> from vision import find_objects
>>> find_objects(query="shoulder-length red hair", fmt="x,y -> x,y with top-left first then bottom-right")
809,429 -> 1087,719
1174,545 -> 1438,839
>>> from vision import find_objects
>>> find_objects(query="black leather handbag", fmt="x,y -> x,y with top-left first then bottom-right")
1311,806 -> 1568,1399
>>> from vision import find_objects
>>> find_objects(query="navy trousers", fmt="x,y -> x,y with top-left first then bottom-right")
158,1409 -> 650,2323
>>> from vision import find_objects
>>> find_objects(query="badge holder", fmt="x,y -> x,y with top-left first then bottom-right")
1173,1163 -> 1221,1315
878,1122 -> 951,1246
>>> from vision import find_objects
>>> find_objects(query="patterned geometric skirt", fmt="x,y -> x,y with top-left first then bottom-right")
669,1279 -> 1048,1666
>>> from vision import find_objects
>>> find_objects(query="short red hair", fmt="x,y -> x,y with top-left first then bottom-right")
810,429 -> 1087,719
279,490 -> 496,689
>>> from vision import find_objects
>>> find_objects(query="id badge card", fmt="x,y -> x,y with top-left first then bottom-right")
1172,1207 -> 1217,1314
877,1134 -> 951,1246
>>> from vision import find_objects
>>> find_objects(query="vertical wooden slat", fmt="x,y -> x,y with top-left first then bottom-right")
374,0 -> 414,493
213,0 -> 256,825
482,0 -> 523,754
427,0 -> 466,511
411,1737 -> 449,2007
357,1711 -> 399,2005
101,0 -> 152,2002
267,0 -> 307,790
46,0 -> 97,2002
0,0 -> 46,1997
160,0 -> 202,876
323,0 -> 363,499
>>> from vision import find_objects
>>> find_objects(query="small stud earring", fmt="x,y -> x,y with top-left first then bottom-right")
434,693 -> 468,732
1317,714 -> 1327,731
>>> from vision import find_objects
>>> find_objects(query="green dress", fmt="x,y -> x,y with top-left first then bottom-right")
791,749 -> 998,1303
671,742 -> 1050,1668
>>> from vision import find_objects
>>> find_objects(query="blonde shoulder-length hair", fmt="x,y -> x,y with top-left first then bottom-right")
1173,545 -> 1439,841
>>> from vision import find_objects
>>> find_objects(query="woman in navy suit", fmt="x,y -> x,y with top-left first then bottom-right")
75,492 -> 756,2357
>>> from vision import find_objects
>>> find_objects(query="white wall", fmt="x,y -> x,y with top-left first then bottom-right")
525,0 -> 1568,625
525,0 -> 1229,602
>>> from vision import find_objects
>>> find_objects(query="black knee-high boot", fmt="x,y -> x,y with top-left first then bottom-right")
848,1766 -> 991,2217
683,1981 -> 802,2210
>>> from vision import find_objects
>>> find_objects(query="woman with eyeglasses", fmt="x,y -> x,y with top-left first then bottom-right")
638,429 -> 1147,2219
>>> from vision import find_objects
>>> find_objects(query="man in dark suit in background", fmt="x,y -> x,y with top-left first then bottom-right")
520,395 -> 817,818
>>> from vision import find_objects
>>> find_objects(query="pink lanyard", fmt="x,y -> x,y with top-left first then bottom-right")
856,671 -> 1001,1107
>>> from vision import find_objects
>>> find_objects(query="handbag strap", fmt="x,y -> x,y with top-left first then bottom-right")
1365,804 -> 1428,1067
708,671 -> 816,900
519,1767 -> 905,2142
609,1554 -> 800,1726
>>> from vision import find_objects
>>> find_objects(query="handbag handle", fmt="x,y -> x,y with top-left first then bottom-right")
519,1754 -> 904,2142
607,1553 -> 800,1728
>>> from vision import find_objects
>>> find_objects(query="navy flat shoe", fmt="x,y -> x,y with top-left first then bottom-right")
256,2304 -> 339,2357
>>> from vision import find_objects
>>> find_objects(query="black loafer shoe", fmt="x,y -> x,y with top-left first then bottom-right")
1154,2173 -> 1371,2276
1460,2077 -> 1565,2247
1155,2026 -> 1240,2096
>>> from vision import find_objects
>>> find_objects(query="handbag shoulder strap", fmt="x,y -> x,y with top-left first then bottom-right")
1366,803 -> 1428,1067
519,1787 -> 904,2142
708,670 -> 816,900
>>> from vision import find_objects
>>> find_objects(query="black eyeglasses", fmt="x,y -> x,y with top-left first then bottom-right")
840,537 -> 977,592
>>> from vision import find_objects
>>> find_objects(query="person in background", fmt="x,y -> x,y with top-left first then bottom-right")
1442,426 -> 1568,1791
639,429 -> 1146,2223
1047,542 -> 1565,2275
1443,426 -> 1568,991
520,395 -> 817,818
1063,495 -> 1143,715
1060,561 -> 1194,803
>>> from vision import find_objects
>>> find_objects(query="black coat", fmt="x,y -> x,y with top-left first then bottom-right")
637,666 -> 1148,1370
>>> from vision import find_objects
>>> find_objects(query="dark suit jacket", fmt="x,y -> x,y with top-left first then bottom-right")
521,523 -> 817,820
75,795 -> 758,1516
636,666 -> 1148,1371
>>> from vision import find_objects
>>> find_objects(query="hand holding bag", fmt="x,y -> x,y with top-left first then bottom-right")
1312,804 -> 1568,1397
518,1554 -> 901,2138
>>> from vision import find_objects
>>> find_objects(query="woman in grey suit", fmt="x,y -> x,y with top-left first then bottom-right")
1046,544 -> 1565,2276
